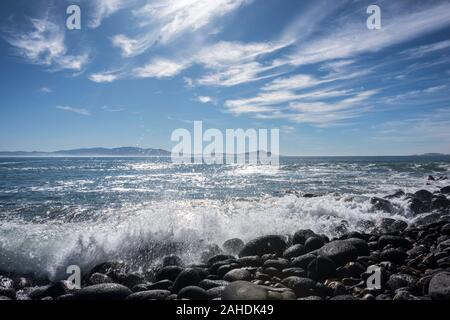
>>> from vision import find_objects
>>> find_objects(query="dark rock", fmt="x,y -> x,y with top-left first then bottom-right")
388,220 -> 408,233
27,286 -> 51,300
346,238 -> 370,256
317,240 -> 359,265
222,238 -> 245,255
162,255 -> 183,267
13,277 -> 33,290
263,259 -> 289,270
344,261 -> 366,278
280,276 -> 316,298
371,197 -> 394,213
281,268 -> 306,278
89,273 -> 113,285
440,186 -> 450,194
89,261 -> 124,278
222,281 -> 268,300
155,266 -> 184,282
356,220 -> 376,230
387,274 -> 418,291
146,280 -> 173,291
393,291 -> 420,300
414,190 -> 433,203
429,272 -> 450,300
428,175 -> 435,181
326,281 -> 346,296
304,237 -> 325,252
441,223 -> 450,236
378,235 -> 412,249
282,244 -> 305,259
172,268 -> 202,293
55,294 -> 75,301
409,198 -> 429,215
207,254 -> 236,266
239,235 -> 287,257
431,195 -> 450,211
207,286 -> 226,299
43,281 -> 73,298
74,284 -> 132,300
380,249 -> 407,264
307,256 -> 336,281
178,286 -> 209,300
0,287 -> 15,300
291,253 -> 317,269
126,290 -> 171,301
223,269 -> 252,282
299,296 -> 323,300
237,256 -> 263,267
292,229 -> 317,245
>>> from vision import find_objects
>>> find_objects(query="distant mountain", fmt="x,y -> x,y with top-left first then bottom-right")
0,147 -> 171,157
414,153 -> 450,157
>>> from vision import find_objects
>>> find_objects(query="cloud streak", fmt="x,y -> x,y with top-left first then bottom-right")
56,106 -> 91,116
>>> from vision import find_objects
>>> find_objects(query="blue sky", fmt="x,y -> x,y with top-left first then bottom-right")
0,0 -> 449,156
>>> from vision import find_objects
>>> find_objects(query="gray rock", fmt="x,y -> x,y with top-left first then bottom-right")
429,272 -> 450,300
317,240 -> 359,265
222,281 -> 268,300
239,235 -> 287,257
89,273 -> 113,285
293,229 -> 317,245
172,268 -> 202,293
223,238 -> 245,255
74,283 -> 132,300
281,276 -> 316,298
387,274 -> 418,291
126,290 -> 171,300
282,244 -> 305,259
178,286 -> 209,300
223,268 -> 252,282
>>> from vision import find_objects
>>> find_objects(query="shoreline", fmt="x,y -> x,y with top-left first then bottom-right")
1,185 -> 450,301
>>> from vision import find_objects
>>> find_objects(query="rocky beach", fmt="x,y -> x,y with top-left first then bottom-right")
1,183 -> 450,301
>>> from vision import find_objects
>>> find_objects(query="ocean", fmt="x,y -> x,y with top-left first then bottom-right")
0,156 -> 449,279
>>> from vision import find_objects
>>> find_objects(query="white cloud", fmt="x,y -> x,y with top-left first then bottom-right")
89,0 -> 130,28
56,106 -> 91,116
39,86 -> 53,93
4,18 -> 89,71
102,105 -> 123,112
287,2 -> 450,66
89,73 -> 119,83
196,96 -> 213,104
262,74 -> 322,91
113,0 -> 253,57
402,39 -> 450,58
132,58 -> 187,78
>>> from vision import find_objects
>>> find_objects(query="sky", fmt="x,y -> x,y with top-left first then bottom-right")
0,0 -> 449,156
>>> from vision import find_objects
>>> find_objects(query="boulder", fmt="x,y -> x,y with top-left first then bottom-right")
307,256 -> 336,281
239,235 -> 287,257
371,197 -> 394,213
89,273 -> 113,285
429,272 -> 450,300
223,269 -> 252,282
316,240 -> 359,265
171,268 -> 202,293
222,238 -> 245,255
222,281 -> 268,300
125,290 -> 171,301
155,266 -> 184,282
380,249 -> 407,264
378,235 -> 412,249
177,286 -> 209,300
440,186 -> 450,194
280,276 -> 316,298
292,229 -> 317,245
304,237 -> 325,252
282,244 -> 305,259
74,284 -> 132,300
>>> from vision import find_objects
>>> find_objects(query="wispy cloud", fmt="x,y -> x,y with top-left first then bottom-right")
56,106 -> 91,116
39,86 -> 53,94
132,58 -> 187,78
89,73 -> 119,83
112,0 -> 254,57
3,18 -> 89,71
196,96 -> 213,104
402,39 -> 450,58
89,0 -> 131,28
102,105 -> 124,112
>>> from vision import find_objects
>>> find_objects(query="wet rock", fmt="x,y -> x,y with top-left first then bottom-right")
326,281 -> 346,296
317,240 -> 359,266
162,255 -> 183,267
409,198 -> 429,215
304,237 -> 325,252
393,291 -> 420,300
207,286 -> 226,299
292,229 -> 317,245
307,256 -> 336,281
282,244 -> 305,259
207,254 -> 236,266
178,286 -> 209,300
146,280 -> 173,291
281,268 -> 306,278
344,261 -> 365,278
387,274 -> 418,291
371,197 -> 394,213
291,253 -> 317,269
298,296 -> 323,300
414,190 -> 433,203
263,259 -> 289,270
155,266 -> 184,282
281,276 -> 316,298
330,295 -> 357,300
222,238 -> 245,255
171,268 -> 202,293
380,248 -> 407,264
429,272 -> 450,300
0,287 -> 16,300
27,286 -> 51,300
378,235 -> 412,249
431,195 -> 450,211
223,269 -> 252,282
440,186 -> 450,194
346,238 -> 370,256
441,223 -> 450,236
237,256 -> 263,267
126,290 -> 171,301
239,235 -> 287,257
74,284 -> 132,300
222,281 -> 268,300
89,273 -> 113,285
